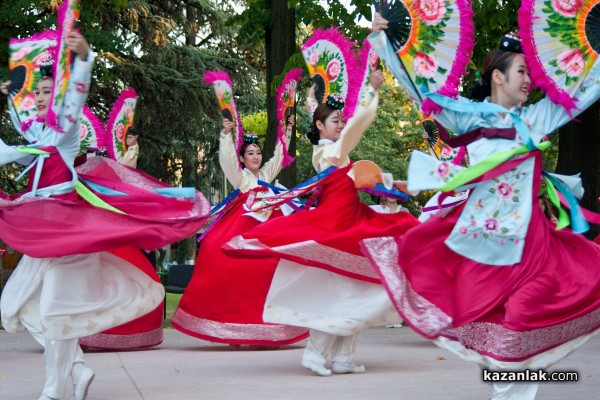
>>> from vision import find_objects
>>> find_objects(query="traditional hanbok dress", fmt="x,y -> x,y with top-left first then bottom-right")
0,51 -> 210,400
78,246 -> 164,350
224,83 -> 418,368
171,125 -> 308,346
361,31 -> 600,380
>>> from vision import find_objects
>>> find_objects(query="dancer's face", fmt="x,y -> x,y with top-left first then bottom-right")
317,110 -> 344,142
493,54 -> 530,107
35,78 -> 53,119
126,134 -> 138,147
240,144 -> 262,174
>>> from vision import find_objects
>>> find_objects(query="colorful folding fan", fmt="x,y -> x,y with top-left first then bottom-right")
275,68 -> 302,168
422,117 -> 466,165
373,0 -> 474,115
204,70 -> 244,167
46,0 -> 80,131
354,38 -> 381,110
106,88 -> 138,161
301,27 -> 361,122
518,0 -> 600,113
8,31 -> 57,122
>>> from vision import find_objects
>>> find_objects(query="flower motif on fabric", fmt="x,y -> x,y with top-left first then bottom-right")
75,82 -> 87,94
484,218 -> 498,232
447,158 -> 534,265
21,93 -> 35,111
542,0 -> 591,91
115,123 -> 125,141
369,50 -> 379,70
440,145 -> 453,160
326,59 -> 341,80
79,123 -> 88,139
489,171 -> 521,203
416,0 -> 447,25
310,51 -> 318,67
556,49 -> 584,78
495,182 -> 513,199
551,0 -> 582,17
414,52 -> 439,79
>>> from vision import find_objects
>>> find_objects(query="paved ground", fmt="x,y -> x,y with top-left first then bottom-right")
1,327 -> 598,400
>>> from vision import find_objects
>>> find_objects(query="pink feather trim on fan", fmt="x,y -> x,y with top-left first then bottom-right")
82,106 -> 106,150
275,68 -> 303,168
421,0 -> 475,116
301,27 -> 362,123
9,30 -> 57,45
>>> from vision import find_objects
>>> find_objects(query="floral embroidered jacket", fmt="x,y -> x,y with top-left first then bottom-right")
369,30 -> 600,266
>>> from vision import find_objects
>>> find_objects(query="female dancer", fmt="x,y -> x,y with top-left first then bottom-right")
363,16 -> 600,400
0,31 -> 209,399
171,114 -> 309,347
224,70 -> 419,376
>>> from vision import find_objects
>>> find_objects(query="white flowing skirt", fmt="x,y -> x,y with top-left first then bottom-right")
0,252 -> 164,340
263,259 -> 400,336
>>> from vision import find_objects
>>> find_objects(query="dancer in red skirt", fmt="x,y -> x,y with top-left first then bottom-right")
362,13 -> 600,399
171,114 -> 309,347
225,70 -> 419,376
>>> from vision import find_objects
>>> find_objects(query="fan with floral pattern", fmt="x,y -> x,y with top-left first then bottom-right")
106,88 -> 138,161
518,0 -> 600,113
46,0 -> 80,131
204,70 -> 244,166
8,31 -> 57,122
373,0 -> 474,115
276,68 -> 302,168
301,27 -> 362,121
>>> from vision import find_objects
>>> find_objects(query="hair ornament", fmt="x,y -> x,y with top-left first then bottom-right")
325,93 -> 345,110
39,52 -> 54,78
243,133 -> 259,145
499,32 -> 522,54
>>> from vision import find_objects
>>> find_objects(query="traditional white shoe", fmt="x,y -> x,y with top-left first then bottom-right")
301,360 -> 332,376
38,395 -> 58,400
72,363 -> 95,400
332,361 -> 366,374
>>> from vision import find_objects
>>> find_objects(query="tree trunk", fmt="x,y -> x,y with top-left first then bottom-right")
264,0 -> 296,187
555,101 -> 600,239
174,4 -> 201,263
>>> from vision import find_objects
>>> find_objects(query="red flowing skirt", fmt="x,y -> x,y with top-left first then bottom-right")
172,193 -> 309,345
361,156 -> 600,363
0,156 -> 210,258
224,169 -> 420,283
79,246 -> 164,350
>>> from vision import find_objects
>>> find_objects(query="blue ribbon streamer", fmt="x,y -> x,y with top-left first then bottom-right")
79,178 -> 196,199
361,184 -> 411,200
210,188 -> 241,213
425,93 -> 537,150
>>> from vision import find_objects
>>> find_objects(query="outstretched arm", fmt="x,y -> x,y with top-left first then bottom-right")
219,118 -> 244,189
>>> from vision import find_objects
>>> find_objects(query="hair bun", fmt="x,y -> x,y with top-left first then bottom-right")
325,93 -> 344,110
499,31 -> 522,54
307,123 -> 320,145
243,133 -> 259,144
39,52 -> 54,78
